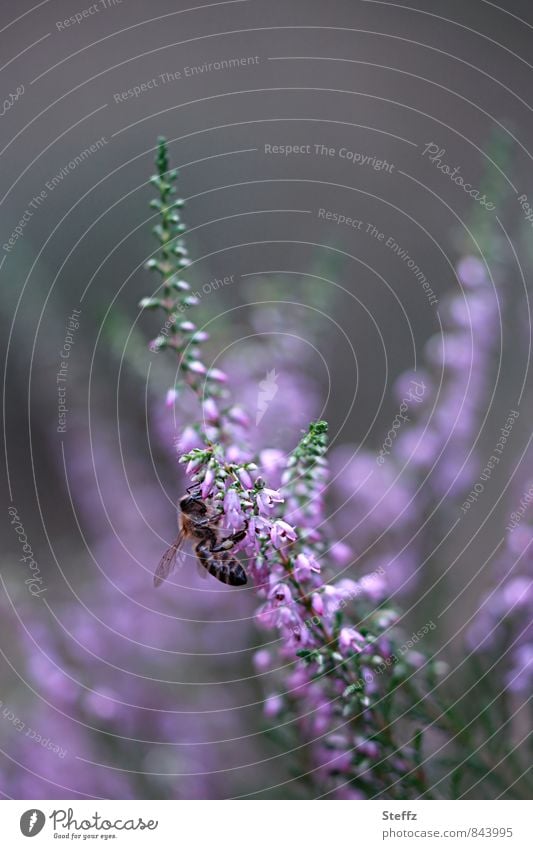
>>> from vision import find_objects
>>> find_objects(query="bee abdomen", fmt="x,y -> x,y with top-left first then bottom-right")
225,557 -> 247,586
196,543 -> 247,586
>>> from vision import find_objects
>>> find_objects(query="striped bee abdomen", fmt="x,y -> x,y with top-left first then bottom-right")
195,542 -> 247,586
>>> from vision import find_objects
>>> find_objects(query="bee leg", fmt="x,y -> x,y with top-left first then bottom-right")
210,522 -> 248,553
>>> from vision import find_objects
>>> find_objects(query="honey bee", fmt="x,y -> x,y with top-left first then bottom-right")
154,486 -> 248,587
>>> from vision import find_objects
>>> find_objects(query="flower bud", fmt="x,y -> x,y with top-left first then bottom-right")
165,388 -> 178,407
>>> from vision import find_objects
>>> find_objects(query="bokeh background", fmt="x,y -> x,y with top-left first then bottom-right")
1,0 -> 532,798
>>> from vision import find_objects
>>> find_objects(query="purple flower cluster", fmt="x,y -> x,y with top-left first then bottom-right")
181,409 -> 426,797
330,446 -> 419,596
327,255 -> 501,599
395,255 -> 500,499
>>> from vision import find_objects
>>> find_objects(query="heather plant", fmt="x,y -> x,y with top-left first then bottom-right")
139,138 -> 462,799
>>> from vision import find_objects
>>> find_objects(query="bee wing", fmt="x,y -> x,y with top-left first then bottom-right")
154,530 -> 186,587
196,558 -> 208,580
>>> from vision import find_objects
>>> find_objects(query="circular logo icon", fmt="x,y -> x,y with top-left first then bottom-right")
20,810 -> 46,837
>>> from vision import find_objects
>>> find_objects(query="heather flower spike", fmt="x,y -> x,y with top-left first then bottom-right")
140,136 -> 223,400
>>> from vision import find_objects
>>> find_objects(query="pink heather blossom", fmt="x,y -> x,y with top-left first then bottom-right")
186,456 -> 203,475
339,627 -> 366,653
285,667 -> 309,690
321,584 -> 344,617
201,467 -> 215,498
202,398 -> 219,424
507,645 -> 533,693
264,695 -> 283,718
228,406 -> 250,428
188,360 -> 206,375
502,577 -> 531,607
456,255 -> 487,288
335,578 -> 360,598
301,527 -> 322,546
276,605 -> 299,629
355,572 -> 388,603
180,426 -> 201,452
165,388 -> 178,407
405,651 -> 426,669
208,368 -> 228,383
311,701 -> 334,736
311,593 -> 324,615
294,552 -> 321,580
357,740 -> 380,759
269,583 -> 293,606
244,516 -> 261,555
288,627 -> 311,649
322,746 -> 353,773
253,649 -> 272,672
224,488 -> 246,530
270,519 -> 297,549
277,608 -> 311,649
237,467 -> 254,489
259,448 -> 285,476
255,605 -> 276,630
225,444 -> 246,464
83,689 -> 119,721
330,541 -> 353,566
256,487 -> 284,516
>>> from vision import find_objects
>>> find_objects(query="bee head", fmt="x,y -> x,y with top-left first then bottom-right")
179,488 -> 206,515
